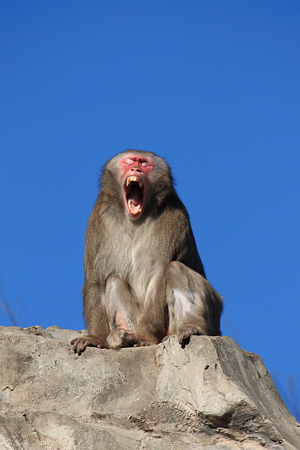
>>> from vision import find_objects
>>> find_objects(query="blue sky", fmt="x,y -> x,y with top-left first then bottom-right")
1,1 -> 299,417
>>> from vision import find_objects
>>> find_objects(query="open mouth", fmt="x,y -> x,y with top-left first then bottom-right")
124,176 -> 144,218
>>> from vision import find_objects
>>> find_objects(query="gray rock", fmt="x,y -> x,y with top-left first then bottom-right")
0,325 -> 299,449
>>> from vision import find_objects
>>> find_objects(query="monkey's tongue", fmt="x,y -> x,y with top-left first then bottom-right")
128,197 -> 142,215
128,201 -> 142,215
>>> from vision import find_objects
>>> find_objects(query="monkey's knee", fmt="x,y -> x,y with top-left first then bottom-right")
166,260 -> 185,278
166,261 -> 212,338
106,273 -> 126,293
105,274 -> 133,308
166,261 -> 197,291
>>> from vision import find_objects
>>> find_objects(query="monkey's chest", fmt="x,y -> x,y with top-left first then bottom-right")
104,224 -> 165,300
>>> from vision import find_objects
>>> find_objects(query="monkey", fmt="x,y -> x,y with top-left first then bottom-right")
71,150 -> 222,355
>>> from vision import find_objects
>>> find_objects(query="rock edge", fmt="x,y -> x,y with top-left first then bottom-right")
0,325 -> 299,450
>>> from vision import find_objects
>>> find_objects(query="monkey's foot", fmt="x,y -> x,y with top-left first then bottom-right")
133,341 -> 153,347
133,332 -> 161,347
133,336 -> 159,347
177,324 -> 205,345
106,328 -> 137,349
71,335 -> 108,355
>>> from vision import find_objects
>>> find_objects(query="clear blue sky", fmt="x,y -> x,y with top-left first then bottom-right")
1,1 -> 299,417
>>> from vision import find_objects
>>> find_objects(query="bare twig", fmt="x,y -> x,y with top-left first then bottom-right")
0,275 -> 19,326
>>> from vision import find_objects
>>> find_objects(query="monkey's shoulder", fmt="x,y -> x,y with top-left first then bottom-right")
155,195 -> 204,270
152,198 -> 193,252
87,194 -> 120,227
156,195 -> 191,232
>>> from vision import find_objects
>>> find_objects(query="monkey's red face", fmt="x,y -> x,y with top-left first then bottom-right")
119,154 -> 154,219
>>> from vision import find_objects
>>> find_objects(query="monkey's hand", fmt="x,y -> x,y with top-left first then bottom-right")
71,335 -> 109,355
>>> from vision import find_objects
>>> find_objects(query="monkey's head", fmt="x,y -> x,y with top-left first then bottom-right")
103,150 -> 174,220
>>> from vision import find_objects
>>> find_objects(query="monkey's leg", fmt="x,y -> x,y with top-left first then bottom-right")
166,261 -> 222,345
104,274 -> 140,349
71,281 -> 111,354
72,276 -> 139,353
133,274 -> 169,346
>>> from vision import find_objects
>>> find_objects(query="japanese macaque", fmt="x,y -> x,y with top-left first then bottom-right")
71,150 -> 222,354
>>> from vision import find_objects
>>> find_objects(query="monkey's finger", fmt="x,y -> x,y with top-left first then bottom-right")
77,341 -> 88,354
178,329 -> 194,345
178,333 -> 190,345
71,338 -> 88,355
133,341 -> 152,347
178,325 -> 204,345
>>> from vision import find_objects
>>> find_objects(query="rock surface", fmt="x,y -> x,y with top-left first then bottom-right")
0,326 -> 299,449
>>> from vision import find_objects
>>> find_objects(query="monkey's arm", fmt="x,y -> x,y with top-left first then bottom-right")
72,202 -> 111,354
159,199 -> 206,274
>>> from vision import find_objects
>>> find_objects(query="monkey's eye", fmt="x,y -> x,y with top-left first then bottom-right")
141,161 -> 149,167
124,158 -> 135,165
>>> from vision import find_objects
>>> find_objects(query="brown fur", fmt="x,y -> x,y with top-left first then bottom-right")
71,150 -> 222,354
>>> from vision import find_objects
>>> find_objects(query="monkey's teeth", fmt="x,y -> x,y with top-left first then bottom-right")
126,177 -> 143,188
127,199 -> 142,214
